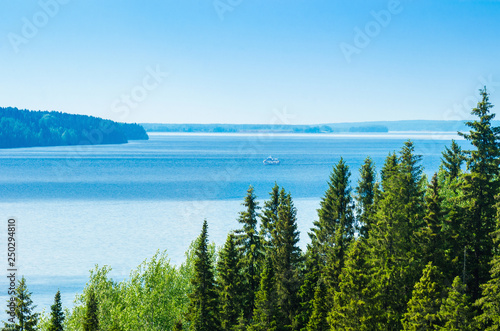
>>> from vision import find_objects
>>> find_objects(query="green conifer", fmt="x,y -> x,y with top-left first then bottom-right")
311,158 -> 355,288
356,156 -> 377,238
329,239 -> 382,330
249,257 -> 279,331
187,220 -> 219,331
458,87 -> 500,300
438,276 -> 472,331
83,290 -> 99,331
235,186 -> 263,321
217,233 -> 242,330
272,188 -> 302,328
440,140 -> 464,181
401,262 -> 442,331
3,276 -> 39,331
305,280 -> 328,331
47,290 -> 64,331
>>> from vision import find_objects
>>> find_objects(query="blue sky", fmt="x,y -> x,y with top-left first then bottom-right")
1,0 -> 499,124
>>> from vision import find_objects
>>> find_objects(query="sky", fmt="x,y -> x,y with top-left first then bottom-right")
1,0 -> 499,125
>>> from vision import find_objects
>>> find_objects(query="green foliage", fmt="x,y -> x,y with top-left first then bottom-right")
260,183 -> 280,250
3,276 -> 39,331
47,291 -> 64,331
329,239 -> 382,331
368,141 -> 427,328
271,188 -> 302,328
418,173 -> 446,270
356,156 -> 377,238
440,140 -> 465,181
458,87 -> 500,300
217,233 -> 242,330
312,158 -> 355,285
187,220 -> 219,331
235,186 -> 263,321
475,227 -> 500,330
83,290 -> 99,331
65,250 -> 193,331
401,262 -> 443,331
0,107 -> 148,148
438,276 -> 472,331
306,280 -> 328,331
249,257 -> 279,331
294,247 -> 321,331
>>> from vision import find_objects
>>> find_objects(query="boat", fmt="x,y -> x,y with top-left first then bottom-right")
263,156 -> 280,165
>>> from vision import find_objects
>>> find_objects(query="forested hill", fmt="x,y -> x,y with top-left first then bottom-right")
0,107 -> 148,148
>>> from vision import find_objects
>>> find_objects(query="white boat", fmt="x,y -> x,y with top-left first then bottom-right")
263,156 -> 280,165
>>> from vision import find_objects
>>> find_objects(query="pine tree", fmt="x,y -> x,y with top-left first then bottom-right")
249,257 -> 279,331
47,290 -> 64,331
235,186 -> 263,321
438,276 -> 472,331
187,220 -> 219,331
440,140 -> 464,181
83,290 -> 99,331
329,239 -> 383,331
356,156 -> 377,238
271,188 -> 302,329
217,233 -> 242,331
305,279 -> 328,331
3,276 -> 39,331
458,87 -> 500,300
401,262 -> 443,331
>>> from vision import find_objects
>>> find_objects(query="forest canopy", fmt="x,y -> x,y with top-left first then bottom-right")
0,107 -> 148,148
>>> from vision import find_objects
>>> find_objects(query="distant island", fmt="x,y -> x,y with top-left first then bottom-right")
0,107 -> 148,149
141,120 -> 485,134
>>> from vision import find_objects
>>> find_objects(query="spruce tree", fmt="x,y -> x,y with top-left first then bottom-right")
294,247 -> 321,330
329,239 -> 382,331
235,186 -> 263,321
440,140 -> 464,181
249,257 -> 279,331
83,290 -> 99,331
3,276 -> 39,331
48,290 -> 64,331
187,220 -> 219,331
260,183 -> 280,250
458,87 -> 500,300
438,276 -> 472,331
356,156 -> 377,238
217,233 -> 242,331
311,157 -> 355,286
475,229 -> 500,330
401,262 -> 442,331
380,152 -> 398,191
368,142 -> 426,329
419,173 -> 446,270
271,188 -> 302,329
305,279 -> 328,331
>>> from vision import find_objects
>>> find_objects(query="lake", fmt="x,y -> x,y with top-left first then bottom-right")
0,132 -> 465,316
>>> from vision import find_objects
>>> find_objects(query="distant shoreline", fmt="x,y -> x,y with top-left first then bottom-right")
141,120 -> 481,134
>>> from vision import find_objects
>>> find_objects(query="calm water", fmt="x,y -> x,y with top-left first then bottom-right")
0,132 -> 465,316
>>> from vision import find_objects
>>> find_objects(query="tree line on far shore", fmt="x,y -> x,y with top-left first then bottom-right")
0,107 -> 148,149
5,88 -> 500,330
